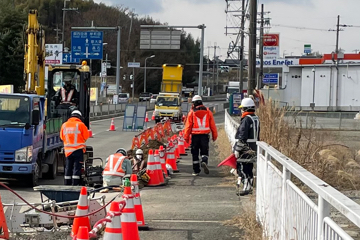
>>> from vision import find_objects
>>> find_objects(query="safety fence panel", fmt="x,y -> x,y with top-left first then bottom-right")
224,110 -> 360,240
122,105 -> 136,131
135,105 -> 147,130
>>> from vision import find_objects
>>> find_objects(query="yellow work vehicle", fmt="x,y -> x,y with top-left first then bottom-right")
154,64 -> 183,123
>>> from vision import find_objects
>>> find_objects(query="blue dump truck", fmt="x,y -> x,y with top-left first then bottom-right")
0,94 -> 64,186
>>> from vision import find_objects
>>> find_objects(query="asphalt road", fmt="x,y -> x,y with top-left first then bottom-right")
0,108 -> 246,240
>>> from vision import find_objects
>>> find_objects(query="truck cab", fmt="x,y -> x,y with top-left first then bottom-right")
154,93 -> 182,123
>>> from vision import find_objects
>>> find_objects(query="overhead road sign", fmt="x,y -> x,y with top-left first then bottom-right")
263,73 -> 279,84
128,62 -> 141,68
140,29 -> 181,50
63,52 -> 81,64
71,31 -> 103,60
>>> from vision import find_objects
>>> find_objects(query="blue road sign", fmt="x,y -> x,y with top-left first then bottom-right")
263,73 -> 279,84
71,31 -> 103,60
63,52 -> 81,64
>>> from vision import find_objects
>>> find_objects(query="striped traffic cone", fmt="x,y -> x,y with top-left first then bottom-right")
159,145 -> 169,178
145,112 -> 149,123
76,226 -> 90,240
130,174 -> 149,230
103,201 -> 123,240
178,132 -> 187,155
71,187 -> 91,238
121,179 -> 140,240
166,142 -> 179,172
145,149 -> 161,186
88,122 -> 93,138
109,118 -> 116,131
154,149 -> 165,185
172,135 -> 180,160
151,111 -> 155,121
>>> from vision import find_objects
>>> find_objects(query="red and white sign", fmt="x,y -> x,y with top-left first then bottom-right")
263,33 -> 280,59
263,33 -> 280,47
45,44 -> 63,64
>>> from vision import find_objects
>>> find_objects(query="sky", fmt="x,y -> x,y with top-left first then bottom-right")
94,0 -> 360,60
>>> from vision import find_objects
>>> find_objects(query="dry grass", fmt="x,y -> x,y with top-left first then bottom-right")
257,99 -> 360,190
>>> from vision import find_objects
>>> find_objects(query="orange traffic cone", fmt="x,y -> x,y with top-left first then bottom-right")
121,179 -> 140,240
159,145 -> 169,178
88,122 -> 93,138
0,194 -> 9,240
172,135 -> 180,160
130,174 -> 149,230
151,111 -> 155,121
154,150 -> 165,185
146,149 -> 161,186
166,142 -> 179,172
71,187 -> 91,238
103,201 -> 123,240
178,132 -> 186,155
145,112 -> 149,123
217,153 -> 237,169
76,226 -> 90,240
109,118 -> 116,131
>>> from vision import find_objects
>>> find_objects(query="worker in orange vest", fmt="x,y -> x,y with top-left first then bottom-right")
184,95 -> 218,176
60,110 -> 89,185
101,148 -> 132,193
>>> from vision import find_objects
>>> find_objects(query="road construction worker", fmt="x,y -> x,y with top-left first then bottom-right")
233,97 -> 260,196
184,95 -> 218,176
60,110 -> 89,186
132,149 -> 145,174
101,148 -> 133,192
54,75 -> 78,108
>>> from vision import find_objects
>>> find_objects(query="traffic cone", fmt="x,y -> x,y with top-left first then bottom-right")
166,142 -> 179,172
159,145 -> 169,178
76,226 -> 90,240
178,132 -> 186,155
0,194 -> 9,240
88,122 -> 93,138
103,201 -> 123,240
154,150 -> 165,185
121,179 -> 140,240
145,112 -> 149,123
130,174 -> 149,230
146,149 -> 161,186
71,187 -> 91,238
151,111 -> 155,121
172,135 -> 180,160
109,118 -> 116,131
217,153 -> 237,169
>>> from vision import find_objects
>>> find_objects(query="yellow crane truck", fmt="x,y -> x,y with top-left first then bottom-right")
154,64 -> 183,123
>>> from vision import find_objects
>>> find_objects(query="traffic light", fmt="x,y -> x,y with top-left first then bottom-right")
130,74 -> 133,80
123,74 -> 126,80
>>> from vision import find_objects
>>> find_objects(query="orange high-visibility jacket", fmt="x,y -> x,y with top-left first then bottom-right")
60,117 -> 89,157
184,105 -> 218,142
103,153 -> 126,177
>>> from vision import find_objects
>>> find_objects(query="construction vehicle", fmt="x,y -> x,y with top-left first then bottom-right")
154,64 -> 183,123
0,10 -> 97,187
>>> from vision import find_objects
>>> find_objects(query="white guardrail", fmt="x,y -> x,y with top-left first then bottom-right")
224,109 -> 360,240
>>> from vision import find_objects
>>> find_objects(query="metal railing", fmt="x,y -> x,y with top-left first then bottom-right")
90,102 -> 155,119
224,110 -> 360,239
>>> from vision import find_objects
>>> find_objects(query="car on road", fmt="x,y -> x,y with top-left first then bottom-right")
150,94 -> 158,104
118,93 -> 130,103
139,92 -> 152,102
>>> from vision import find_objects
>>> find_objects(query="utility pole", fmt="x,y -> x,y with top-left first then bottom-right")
207,46 -> 210,94
132,57 -> 135,102
239,0 -> 245,95
248,0 -> 257,96
258,3 -> 264,90
211,44 -> 220,94
336,15 -> 340,54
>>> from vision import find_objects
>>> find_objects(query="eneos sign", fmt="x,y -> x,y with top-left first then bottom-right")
263,34 -> 279,47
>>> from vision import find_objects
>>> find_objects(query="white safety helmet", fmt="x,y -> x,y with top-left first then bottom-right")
192,95 -> 202,102
71,110 -> 82,117
116,148 -> 127,156
239,98 -> 255,108
136,149 -> 143,155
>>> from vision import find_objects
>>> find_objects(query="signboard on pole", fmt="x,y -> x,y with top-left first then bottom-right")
101,62 -> 107,77
140,29 -> 181,50
263,73 -> 279,84
304,44 -> 311,54
71,31 -> 103,60
45,44 -> 63,64
263,33 -> 280,59
127,62 -> 141,68
63,52 -> 81,64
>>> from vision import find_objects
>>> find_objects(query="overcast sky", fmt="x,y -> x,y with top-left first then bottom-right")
94,0 -> 360,60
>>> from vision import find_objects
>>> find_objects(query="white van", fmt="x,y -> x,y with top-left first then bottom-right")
118,93 -> 130,103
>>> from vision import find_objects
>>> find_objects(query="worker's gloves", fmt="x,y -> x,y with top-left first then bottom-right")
233,140 -> 248,159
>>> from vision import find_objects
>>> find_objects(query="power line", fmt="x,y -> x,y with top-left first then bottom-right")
271,24 -> 336,32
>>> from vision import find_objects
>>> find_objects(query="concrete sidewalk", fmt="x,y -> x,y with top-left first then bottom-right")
137,141 -> 244,240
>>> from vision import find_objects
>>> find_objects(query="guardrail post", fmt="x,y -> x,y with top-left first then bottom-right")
108,104 -> 110,115
317,196 -> 330,240
115,103 -> 117,114
281,166 -> 291,240
339,112 -> 342,130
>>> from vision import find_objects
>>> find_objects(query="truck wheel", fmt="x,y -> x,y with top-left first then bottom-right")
45,150 -> 58,179
28,161 -> 40,187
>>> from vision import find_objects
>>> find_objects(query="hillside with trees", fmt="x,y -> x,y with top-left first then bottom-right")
0,0 -> 203,93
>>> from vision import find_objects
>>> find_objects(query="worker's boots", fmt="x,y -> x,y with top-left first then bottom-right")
238,178 -> 253,196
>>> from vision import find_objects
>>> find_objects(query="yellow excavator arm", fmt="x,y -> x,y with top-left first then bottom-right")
24,9 -> 45,96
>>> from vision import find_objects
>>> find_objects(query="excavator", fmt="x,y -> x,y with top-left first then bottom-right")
0,9 -> 99,187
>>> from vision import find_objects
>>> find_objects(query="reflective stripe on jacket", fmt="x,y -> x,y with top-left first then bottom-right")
61,88 -> 74,104
245,115 -> 259,143
103,154 -> 126,177
60,117 -> 89,157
